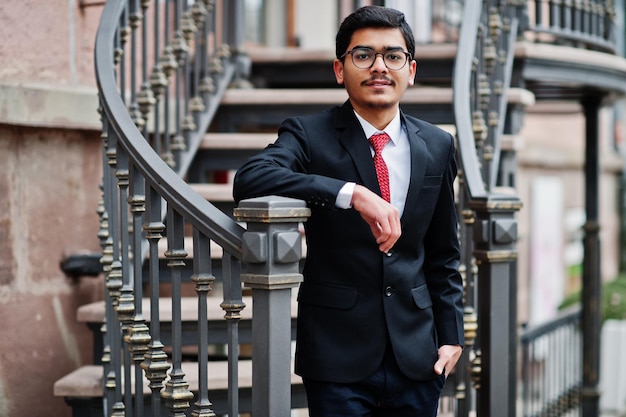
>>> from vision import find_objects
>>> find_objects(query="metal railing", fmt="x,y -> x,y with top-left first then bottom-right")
93,0 -> 620,415
95,1 -> 307,416
522,0 -> 616,53
453,0 -> 525,415
520,307 -> 583,417
433,0 -> 617,53
451,0 -> 616,415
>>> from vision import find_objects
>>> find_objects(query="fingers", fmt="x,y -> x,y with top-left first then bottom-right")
434,345 -> 463,377
374,211 -> 401,253
352,185 -> 401,252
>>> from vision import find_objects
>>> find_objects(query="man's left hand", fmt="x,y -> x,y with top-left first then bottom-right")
434,344 -> 463,377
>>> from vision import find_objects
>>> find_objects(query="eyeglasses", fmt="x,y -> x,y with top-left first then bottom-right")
341,47 -> 412,71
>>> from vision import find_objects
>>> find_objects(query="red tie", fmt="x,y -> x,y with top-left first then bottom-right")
369,133 -> 391,202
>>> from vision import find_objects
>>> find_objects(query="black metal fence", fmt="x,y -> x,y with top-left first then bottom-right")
523,0 -> 616,52
520,307 -> 583,417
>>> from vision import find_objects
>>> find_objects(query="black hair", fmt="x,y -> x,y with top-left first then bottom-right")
335,5 -> 415,60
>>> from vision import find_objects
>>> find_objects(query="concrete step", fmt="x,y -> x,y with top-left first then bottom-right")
54,360 -> 306,416
212,87 -> 473,131
200,132 -> 276,150
78,295 -> 299,364
190,183 -> 234,202
246,44 -> 458,89
77,295 -> 297,325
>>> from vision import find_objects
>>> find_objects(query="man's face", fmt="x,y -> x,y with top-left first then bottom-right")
334,27 -> 417,118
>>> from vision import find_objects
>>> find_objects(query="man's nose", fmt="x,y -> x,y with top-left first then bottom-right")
370,54 -> 388,72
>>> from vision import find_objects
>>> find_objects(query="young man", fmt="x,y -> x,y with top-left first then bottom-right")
233,5 -> 464,417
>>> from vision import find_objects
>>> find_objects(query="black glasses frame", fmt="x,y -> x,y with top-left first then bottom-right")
340,47 -> 412,71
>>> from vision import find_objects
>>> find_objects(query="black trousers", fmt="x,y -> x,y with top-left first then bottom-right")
303,346 -> 446,417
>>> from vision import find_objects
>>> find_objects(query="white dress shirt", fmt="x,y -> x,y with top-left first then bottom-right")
335,110 -> 411,216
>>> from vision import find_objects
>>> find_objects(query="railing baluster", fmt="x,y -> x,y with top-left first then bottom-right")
190,2 -> 207,123
221,252 -> 244,417
115,143 -> 133,417
137,0 -> 155,146
171,0 -> 186,166
126,163 -> 150,417
162,0 -> 176,166
192,229 -> 217,416
200,0 -> 215,100
105,128 -> 125,417
141,185 -> 170,417
128,0 -> 143,130
99,116 -> 115,417
162,207 -> 194,416
181,3 -> 197,151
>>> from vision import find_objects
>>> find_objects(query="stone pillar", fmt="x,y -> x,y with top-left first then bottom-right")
234,196 -> 310,417
472,193 -> 522,417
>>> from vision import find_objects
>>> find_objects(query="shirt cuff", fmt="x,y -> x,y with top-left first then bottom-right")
335,182 -> 355,209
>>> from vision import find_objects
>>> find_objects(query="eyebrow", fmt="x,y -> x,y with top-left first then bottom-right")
352,45 -> 406,52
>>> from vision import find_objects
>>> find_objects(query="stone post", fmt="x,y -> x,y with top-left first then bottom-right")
234,196 -> 310,417
472,192 -> 522,417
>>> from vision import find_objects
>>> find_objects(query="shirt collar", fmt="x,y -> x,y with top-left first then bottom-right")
353,110 -> 402,145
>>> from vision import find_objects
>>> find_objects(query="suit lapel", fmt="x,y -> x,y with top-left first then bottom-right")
401,114 -> 427,224
334,104 -> 430,212
336,102 -> 381,196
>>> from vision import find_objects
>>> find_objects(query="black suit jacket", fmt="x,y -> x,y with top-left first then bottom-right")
233,100 -> 464,383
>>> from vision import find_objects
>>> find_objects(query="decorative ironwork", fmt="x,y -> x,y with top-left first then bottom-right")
454,0 -> 526,415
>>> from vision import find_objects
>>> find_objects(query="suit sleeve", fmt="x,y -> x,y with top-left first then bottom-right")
233,117 -> 346,208
424,133 -> 465,347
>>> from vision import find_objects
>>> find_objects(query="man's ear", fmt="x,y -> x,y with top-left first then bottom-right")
408,60 -> 418,86
333,59 -> 345,85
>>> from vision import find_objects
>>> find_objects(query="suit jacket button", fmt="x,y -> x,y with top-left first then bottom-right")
385,251 -> 393,257
385,286 -> 394,297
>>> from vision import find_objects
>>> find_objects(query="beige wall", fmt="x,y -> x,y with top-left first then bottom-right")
0,125 -> 103,417
0,1 -> 104,416
0,1 -> 101,86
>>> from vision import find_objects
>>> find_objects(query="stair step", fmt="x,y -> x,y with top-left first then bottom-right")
201,132 -> 275,150
79,295 -> 299,365
220,87 -> 533,106
246,45 -> 458,89
221,87 -> 438,105
214,87 -> 533,132
53,360 -> 307,414
76,295 -> 297,325
190,183 -> 233,202
54,360 -> 303,397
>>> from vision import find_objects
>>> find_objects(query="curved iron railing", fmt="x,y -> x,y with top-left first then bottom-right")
453,0 -> 524,416
452,0 -> 617,416
95,1 -> 307,416
95,0 -> 246,415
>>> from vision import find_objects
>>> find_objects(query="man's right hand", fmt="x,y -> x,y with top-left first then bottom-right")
351,184 -> 401,253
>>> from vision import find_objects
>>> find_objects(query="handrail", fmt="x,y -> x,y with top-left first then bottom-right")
452,0 -> 486,199
95,0 -> 245,257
